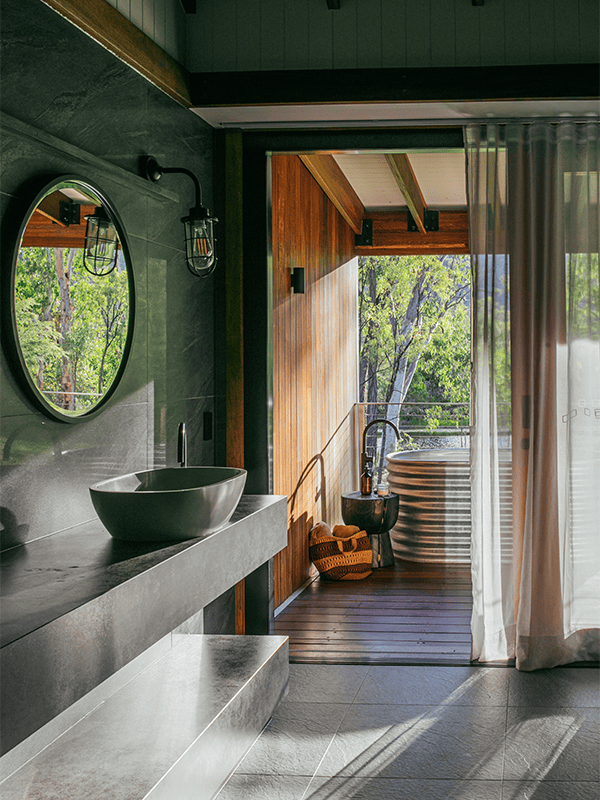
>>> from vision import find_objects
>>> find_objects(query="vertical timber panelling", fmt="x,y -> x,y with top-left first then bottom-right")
189,0 -> 599,73
105,0 -> 185,62
271,155 -> 358,607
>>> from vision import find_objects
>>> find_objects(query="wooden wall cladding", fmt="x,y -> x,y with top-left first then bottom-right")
271,154 -> 359,607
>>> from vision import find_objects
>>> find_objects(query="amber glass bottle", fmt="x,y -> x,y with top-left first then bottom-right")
360,456 -> 373,495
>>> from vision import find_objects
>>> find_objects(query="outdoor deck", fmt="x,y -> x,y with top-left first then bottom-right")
274,560 -> 473,665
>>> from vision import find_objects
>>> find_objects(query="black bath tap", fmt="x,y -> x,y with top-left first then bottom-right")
360,418 -> 400,472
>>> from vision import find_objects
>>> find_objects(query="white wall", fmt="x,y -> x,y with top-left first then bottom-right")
104,0 -> 186,63
185,0 -> 599,73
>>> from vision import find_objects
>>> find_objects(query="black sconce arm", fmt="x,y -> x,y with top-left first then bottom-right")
144,157 -> 202,209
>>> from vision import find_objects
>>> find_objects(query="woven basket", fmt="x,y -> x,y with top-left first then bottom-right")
309,522 -> 372,580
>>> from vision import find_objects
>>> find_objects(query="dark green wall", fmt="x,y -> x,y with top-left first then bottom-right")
0,0 -> 220,550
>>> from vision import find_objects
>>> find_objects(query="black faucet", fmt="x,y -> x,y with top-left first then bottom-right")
361,418 -> 400,472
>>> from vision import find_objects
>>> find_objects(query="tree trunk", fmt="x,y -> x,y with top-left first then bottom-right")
53,248 -> 75,410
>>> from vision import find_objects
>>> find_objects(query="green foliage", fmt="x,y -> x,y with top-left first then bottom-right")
359,254 -> 471,431
14,247 -> 129,413
567,252 -> 599,340
14,296 -> 64,365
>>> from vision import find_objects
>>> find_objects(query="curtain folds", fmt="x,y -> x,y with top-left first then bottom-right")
466,121 -> 600,670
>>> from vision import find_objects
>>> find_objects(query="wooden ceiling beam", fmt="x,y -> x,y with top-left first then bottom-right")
36,195 -> 68,227
385,153 -> 427,234
39,0 -> 191,107
298,154 -> 364,235
355,210 -> 469,256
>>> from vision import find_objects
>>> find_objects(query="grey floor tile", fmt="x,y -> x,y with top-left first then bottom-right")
305,776 -> 503,799
354,665 -> 510,707
508,667 -> 600,708
502,780 -> 600,800
503,706 -> 599,782
315,703 -> 506,781
234,702 -> 350,776
216,774 -> 312,799
286,664 -> 371,703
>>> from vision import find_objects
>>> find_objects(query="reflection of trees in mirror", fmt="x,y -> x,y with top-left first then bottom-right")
15,246 -> 129,415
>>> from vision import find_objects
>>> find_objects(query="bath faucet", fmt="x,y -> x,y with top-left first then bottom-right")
361,418 -> 401,472
177,422 -> 187,467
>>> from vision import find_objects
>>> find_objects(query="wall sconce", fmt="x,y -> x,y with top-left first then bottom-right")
291,267 -> 305,294
144,156 -> 217,277
83,206 -> 119,276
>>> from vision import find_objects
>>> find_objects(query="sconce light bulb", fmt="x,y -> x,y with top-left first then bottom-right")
182,207 -> 218,277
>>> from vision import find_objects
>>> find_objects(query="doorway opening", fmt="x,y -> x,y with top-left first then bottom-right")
269,146 -> 474,664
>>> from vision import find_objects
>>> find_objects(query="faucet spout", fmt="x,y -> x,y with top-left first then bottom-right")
177,422 -> 187,468
361,418 -> 401,471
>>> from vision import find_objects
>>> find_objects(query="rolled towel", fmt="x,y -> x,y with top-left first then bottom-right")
332,524 -> 362,539
310,521 -> 332,538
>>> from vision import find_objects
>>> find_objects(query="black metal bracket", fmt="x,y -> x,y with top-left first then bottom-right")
179,0 -> 196,13
355,218 -> 373,246
59,200 -> 80,226
408,209 -> 439,232
327,0 -> 341,8
472,0 -> 484,5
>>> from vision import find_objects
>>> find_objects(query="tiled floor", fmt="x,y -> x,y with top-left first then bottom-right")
216,663 -> 599,800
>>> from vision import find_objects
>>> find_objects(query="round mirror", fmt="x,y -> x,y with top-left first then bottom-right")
9,177 -> 134,420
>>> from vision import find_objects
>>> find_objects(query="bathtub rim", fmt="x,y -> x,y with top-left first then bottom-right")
387,448 -> 512,463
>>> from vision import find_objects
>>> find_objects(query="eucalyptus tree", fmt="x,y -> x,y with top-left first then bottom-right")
359,254 -> 471,462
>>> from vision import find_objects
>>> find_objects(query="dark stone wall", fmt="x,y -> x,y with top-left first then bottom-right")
0,0 -> 220,550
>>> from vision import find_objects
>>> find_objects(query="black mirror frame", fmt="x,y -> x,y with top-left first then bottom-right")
2,175 -> 136,423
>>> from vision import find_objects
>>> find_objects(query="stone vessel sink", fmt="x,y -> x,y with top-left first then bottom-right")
90,467 -> 247,542
341,491 -> 399,536
341,491 -> 399,568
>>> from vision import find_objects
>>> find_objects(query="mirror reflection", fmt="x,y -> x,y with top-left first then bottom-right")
13,180 -> 132,417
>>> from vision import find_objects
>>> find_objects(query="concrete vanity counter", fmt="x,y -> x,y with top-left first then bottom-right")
1,494 -> 287,758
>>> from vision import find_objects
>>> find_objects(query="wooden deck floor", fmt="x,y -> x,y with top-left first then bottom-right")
274,561 -> 473,665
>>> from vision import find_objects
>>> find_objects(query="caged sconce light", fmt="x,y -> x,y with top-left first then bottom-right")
143,156 -> 217,277
83,206 -> 119,276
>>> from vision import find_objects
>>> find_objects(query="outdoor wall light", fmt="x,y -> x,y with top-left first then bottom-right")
144,156 -> 217,277
291,267 -> 305,294
83,206 -> 119,276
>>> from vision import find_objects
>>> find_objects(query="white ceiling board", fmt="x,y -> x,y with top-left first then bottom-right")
408,152 -> 467,208
192,100 -> 599,129
333,154 -> 404,210
333,152 -> 467,211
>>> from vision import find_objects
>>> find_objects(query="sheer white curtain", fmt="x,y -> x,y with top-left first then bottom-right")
467,121 -> 600,670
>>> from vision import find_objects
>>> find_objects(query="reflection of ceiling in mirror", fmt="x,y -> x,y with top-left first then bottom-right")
59,187 -> 97,204
12,180 -> 132,420
21,188 -> 118,250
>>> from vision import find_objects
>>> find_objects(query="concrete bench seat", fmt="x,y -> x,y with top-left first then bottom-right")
1,634 -> 288,800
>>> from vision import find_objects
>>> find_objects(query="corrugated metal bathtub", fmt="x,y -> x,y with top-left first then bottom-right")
386,448 -> 512,564
387,449 -> 472,564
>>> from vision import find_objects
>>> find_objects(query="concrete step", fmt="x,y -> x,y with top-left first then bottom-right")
1,634 -> 288,800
